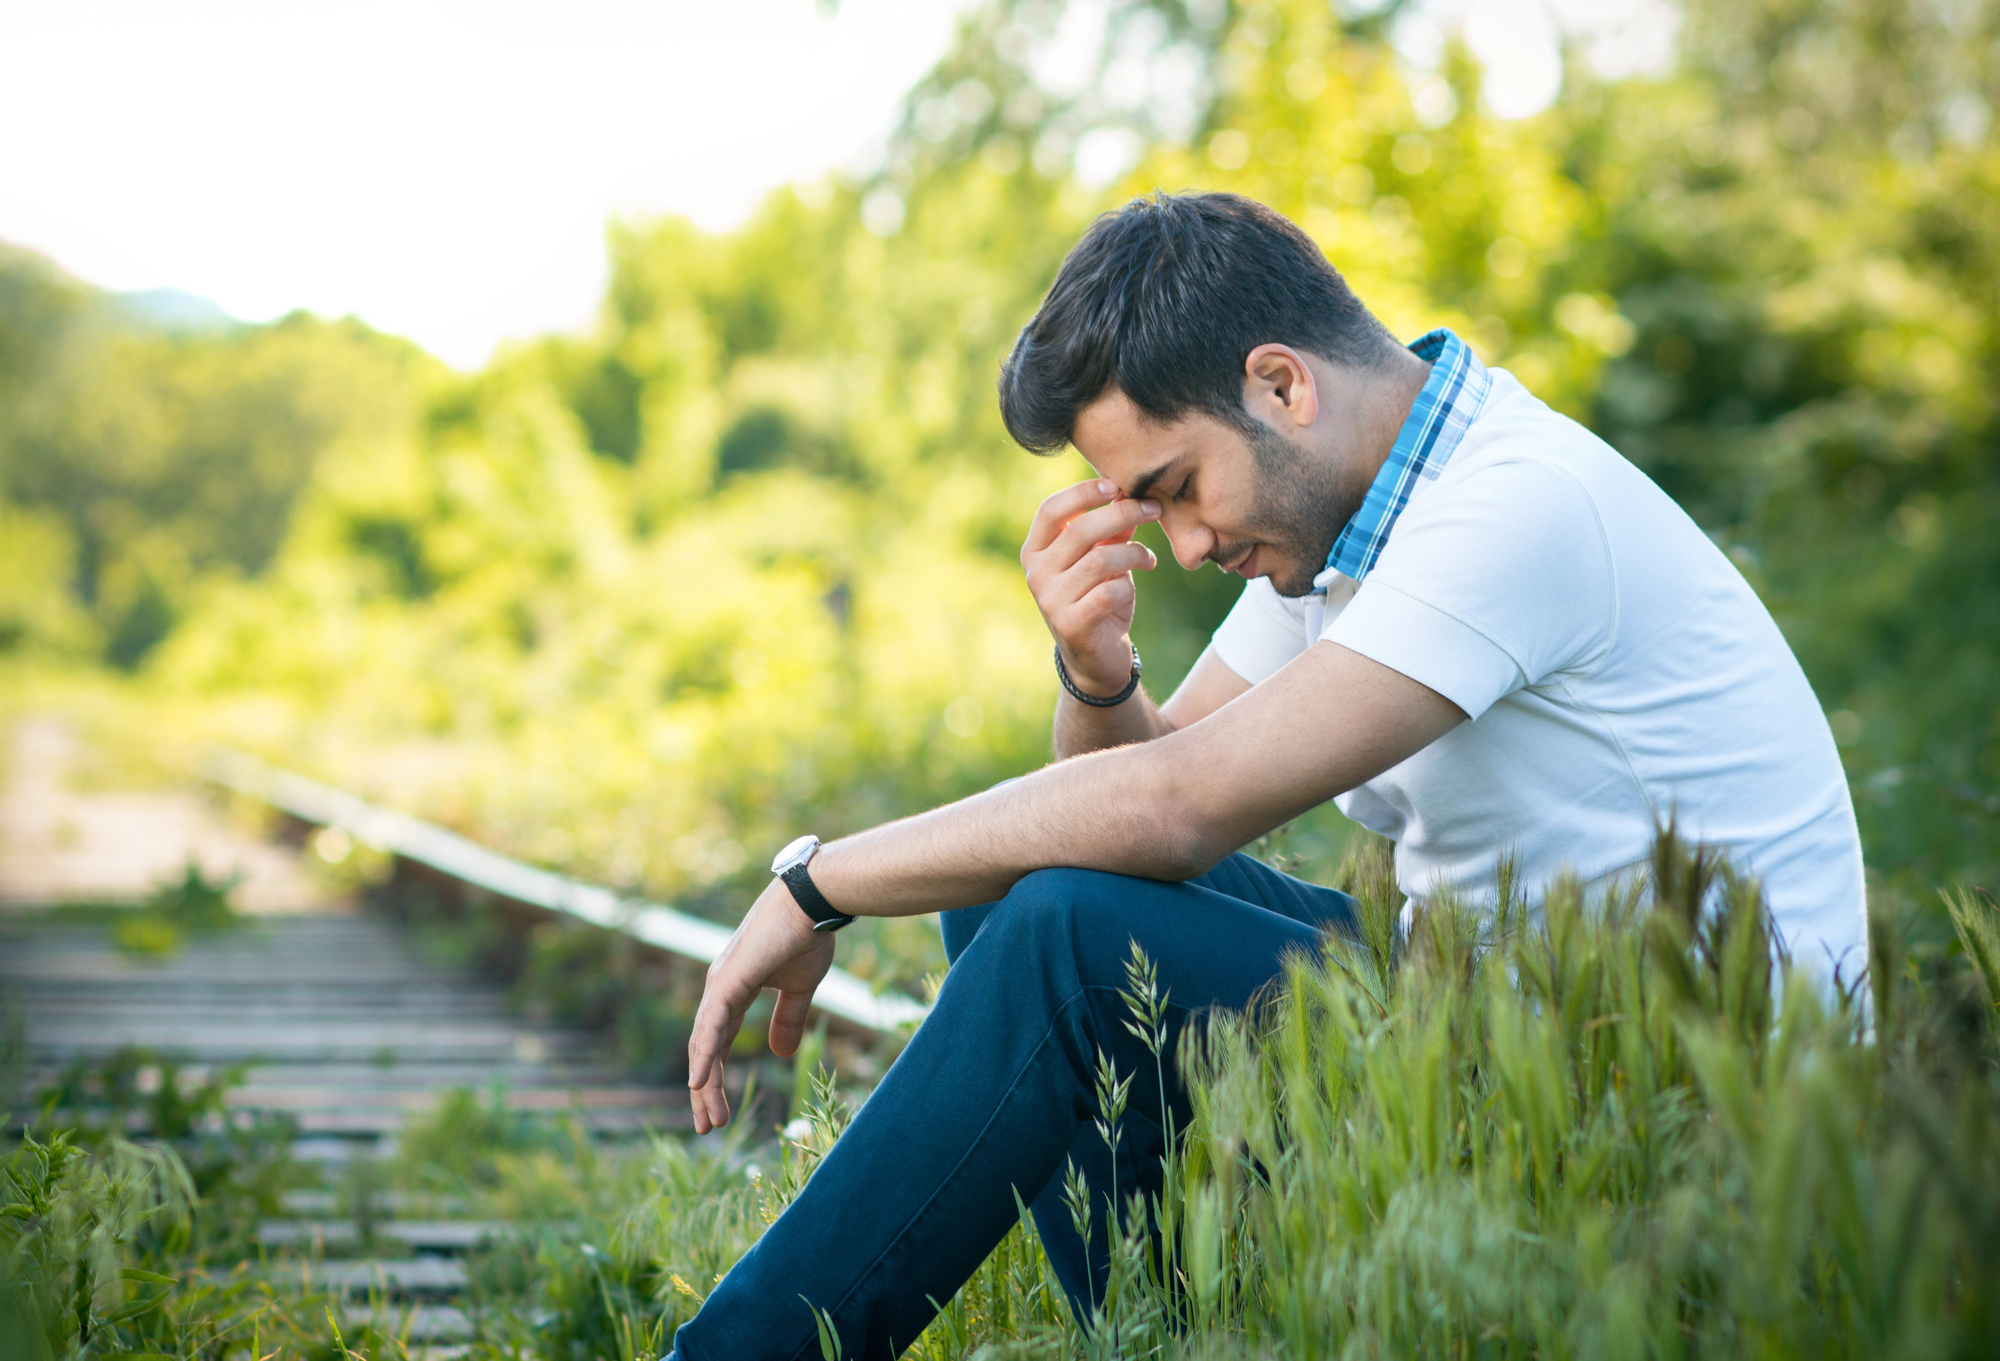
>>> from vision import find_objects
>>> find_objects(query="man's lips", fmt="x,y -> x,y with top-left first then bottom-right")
1226,544 -> 1259,577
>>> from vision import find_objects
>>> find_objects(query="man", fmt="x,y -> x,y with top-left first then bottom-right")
667,192 -> 1864,1360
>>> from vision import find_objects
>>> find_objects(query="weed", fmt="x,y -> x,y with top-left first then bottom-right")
108,861 -> 243,958
24,1048 -> 300,1257
1064,830 -> 2000,1358
8,830 -> 1999,1359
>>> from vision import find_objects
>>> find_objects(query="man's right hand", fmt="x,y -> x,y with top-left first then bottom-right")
1021,479 -> 1162,697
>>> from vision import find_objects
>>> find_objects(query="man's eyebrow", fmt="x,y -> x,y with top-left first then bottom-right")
1126,461 -> 1173,501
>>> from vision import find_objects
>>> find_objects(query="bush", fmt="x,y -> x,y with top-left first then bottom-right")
10,835 -> 2000,1359
998,834 -> 2000,1359
24,1048 -> 300,1259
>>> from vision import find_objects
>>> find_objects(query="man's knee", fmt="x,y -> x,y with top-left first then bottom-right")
943,867 -> 1134,969
979,867 -> 1150,957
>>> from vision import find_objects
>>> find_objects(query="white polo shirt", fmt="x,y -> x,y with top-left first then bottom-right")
1211,363 -> 1867,979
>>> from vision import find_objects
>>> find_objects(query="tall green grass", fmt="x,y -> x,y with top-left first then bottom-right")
953,832 -> 2000,1359
8,832 -> 1999,1358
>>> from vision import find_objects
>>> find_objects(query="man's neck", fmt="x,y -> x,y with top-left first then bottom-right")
1307,346 -> 1434,490
1354,347 -> 1435,485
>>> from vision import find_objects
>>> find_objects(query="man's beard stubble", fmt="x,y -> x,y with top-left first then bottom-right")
1226,419 -> 1368,597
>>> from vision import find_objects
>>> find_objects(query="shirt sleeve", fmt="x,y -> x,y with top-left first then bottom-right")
1323,456 -> 1617,719
1210,577 -> 1309,684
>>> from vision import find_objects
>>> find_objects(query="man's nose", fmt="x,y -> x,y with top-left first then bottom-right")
1162,517 -> 1211,571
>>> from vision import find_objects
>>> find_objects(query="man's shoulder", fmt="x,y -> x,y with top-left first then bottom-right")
1411,367 -> 1758,639
1450,371 -> 1617,475
1420,370 -> 1666,528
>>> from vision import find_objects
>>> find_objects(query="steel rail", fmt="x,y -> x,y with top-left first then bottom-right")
201,747 -> 931,1034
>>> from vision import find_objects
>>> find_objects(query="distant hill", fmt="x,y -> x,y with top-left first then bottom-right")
111,286 -> 236,333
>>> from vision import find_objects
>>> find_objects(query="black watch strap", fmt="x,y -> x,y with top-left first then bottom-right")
781,860 -> 856,933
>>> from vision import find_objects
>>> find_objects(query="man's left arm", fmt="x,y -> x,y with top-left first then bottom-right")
685,640 -> 1464,1131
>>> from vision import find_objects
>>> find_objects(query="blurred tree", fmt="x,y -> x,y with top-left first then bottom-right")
0,244 -> 435,668
1555,0 -> 2000,886
4,0 -> 1993,984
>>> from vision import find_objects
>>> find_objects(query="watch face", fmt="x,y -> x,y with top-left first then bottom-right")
771,833 -> 819,875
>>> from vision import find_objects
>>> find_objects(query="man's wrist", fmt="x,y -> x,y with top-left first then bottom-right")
771,833 -> 857,932
1056,646 -> 1124,694
768,876 -> 830,939
1055,643 -> 1143,707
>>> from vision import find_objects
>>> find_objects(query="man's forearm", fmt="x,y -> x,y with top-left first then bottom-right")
1052,683 -> 1174,759
811,735 -> 1210,917
807,642 -> 1464,923
682,643 -> 1466,1131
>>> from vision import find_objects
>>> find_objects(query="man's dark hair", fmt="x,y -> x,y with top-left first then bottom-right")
998,191 -> 1401,453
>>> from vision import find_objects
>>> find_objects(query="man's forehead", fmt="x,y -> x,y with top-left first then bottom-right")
1072,383 -> 1151,446
1073,391 -> 1210,489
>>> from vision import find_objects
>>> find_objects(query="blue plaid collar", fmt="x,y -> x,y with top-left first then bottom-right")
1321,328 -> 1491,585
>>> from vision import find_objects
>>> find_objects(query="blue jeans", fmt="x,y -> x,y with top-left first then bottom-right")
670,854 -> 1360,1361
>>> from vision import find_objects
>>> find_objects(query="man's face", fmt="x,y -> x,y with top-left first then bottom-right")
1071,388 -> 1369,598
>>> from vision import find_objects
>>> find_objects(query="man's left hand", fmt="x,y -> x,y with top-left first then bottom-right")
687,879 -> 837,1133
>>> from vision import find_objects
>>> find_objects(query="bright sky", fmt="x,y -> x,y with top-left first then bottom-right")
0,0 -> 1674,369
0,0 -> 986,367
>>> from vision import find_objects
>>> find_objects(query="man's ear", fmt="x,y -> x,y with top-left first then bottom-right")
1242,343 -> 1320,430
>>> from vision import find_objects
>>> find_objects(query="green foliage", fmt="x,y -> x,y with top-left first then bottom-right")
0,1129 -> 195,1361
0,501 -> 96,660
3,1048 -> 798,1360
389,1066 -> 851,1356
903,1208 -> 1072,1361
0,243 -> 435,669
40,862 -> 243,959
941,833 -> 2000,1359
10,845 -> 2000,1358
104,862 -> 241,958
393,1086 -> 576,1193
1943,886 -> 2000,1015
24,1048 -> 301,1259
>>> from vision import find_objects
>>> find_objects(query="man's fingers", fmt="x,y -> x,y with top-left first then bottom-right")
690,981 -> 812,1130
1045,542 -> 1156,612
1074,573 -> 1139,621
687,991 -> 749,1102
1043,498 -> 1160,573
1078,540 -> 1157,578
1025,508 -> 1157,609
1024,479 -> 1118,556
768,988 -> 816,1058
1041,542 -> 1155,651
690,1035 -> 733,1133
691,1067 -> 731,1134
686,1006 -> 723,1088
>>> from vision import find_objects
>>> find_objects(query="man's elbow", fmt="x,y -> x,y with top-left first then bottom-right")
1137,782 -> 1233,883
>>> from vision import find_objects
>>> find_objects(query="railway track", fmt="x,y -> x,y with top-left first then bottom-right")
1,909 -> 690,1344
1,912 -> 690,1149
0,723 -> 922,1343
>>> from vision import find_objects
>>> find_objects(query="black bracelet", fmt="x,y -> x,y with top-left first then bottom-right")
1054,645 -> 1143,707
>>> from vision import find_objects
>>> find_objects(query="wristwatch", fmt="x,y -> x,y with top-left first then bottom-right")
771,834 -> 856,933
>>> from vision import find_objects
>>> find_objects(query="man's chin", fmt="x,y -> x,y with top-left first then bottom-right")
1265,561 -> 1322,598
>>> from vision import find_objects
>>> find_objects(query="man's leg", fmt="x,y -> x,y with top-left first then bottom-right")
940,852 -> 1357,1319
670,855 -> 1355,1361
